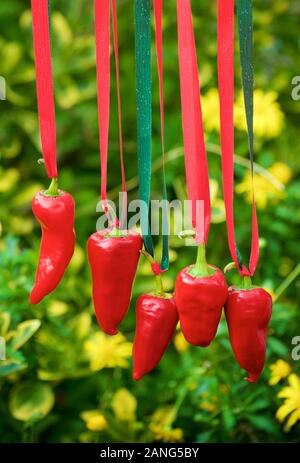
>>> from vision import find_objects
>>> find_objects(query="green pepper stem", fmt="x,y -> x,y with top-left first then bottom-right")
141,250 -> 166,297
243,276 -> 252,289
108,227 -> 122,237
224,262 -> 254,290
155,274 -> 164,296
189,243 -> 213,277
196,243 -> 209,275
45,177 -> 59,196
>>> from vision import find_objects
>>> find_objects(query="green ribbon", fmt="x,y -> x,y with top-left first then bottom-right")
237,0 -> 254,173
134,0 -> 169,271
236,0 -> 255,270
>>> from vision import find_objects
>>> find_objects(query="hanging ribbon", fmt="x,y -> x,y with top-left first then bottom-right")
111,0 -> 127,226
31,0 -> 57,179
135,0 -> 154,257
177,0 -> 211,246
154,0 -> 169,271
94,0 -> 126,227
218,0 -> 259,277
135,0 -> 169,271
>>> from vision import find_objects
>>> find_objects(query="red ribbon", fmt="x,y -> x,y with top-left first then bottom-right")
94,0 -> 126,227
217,0 -> 259,277
31,0 -> 57,179
177,0 -> 211,245
111,0 -> 126,200
154,0 -> 165,162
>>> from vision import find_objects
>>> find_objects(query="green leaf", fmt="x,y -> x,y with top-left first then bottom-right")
222,405 -> 236,431
246,415 -> 278,434
0,361 -> 27,377
10,319 -> 41,351
247,399 -> 270,412
267,337 -> 289,357
9,382 -> 55,422
0,312 -> 11,336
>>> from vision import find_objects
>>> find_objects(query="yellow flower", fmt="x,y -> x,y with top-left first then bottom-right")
200,401 -> 217,412
269,360 -> 291,385
111,389 -> 137,422
174,332 -> 189,353
235,89 -> 284,138
10,216 -> 34,235
0,168 -> 20,192
276,374 -> 300,431
201,88 -> 220,133
151,407 -> 175,427
47,300 -> 69,317
268,163 -> 292,185
201,88 -> 284,139
80,410 -> 107,432
84,332 -> 132,371
149,406 -> 184,442
236,162 -> 292,209
149,424 -> 183,443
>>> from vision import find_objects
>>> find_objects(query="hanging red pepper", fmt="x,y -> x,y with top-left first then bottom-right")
133,253 -> 178,381
133,0 -> 178,380
30,0 -> 75,304
87,0 -> 142,334
175,246 -> 228,346
88,230 -> 142,335
218,0 -> 272,381
224,270 -> 272,383
30,179 -> 75,304
175,0 -> 228,346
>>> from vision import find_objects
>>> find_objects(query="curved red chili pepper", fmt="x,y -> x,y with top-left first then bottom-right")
133,293 -> 178,381
225,285 -> 272,383
87,230 -> 142,335
175,264 -> 228,346
30,189 -> 75,304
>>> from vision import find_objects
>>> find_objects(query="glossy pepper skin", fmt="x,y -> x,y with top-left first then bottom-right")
175,262 -> 228,347
30,190 -> 75,304
87,230 -> 142,335
133,294 -> 178,381
225,286 -> 272,383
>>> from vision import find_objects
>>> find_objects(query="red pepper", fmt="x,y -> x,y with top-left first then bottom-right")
133,294 -> 178,381
175,243 -> 228,346
133,252 -> 178,380
87,229 -> 142,335
30,178 -> 75,304
225,274 -> 272,383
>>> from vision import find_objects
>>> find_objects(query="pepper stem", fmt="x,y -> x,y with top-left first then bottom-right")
243,276 -> 252,289
141,250 -> 166,297
189,243 -> 214,277
108,227 -> 122,237
45,177 -> 59,196
155,274 -> 164,296
224,262 -> 254,290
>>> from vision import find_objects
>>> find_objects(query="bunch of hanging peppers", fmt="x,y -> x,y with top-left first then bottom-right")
28,0 -> 272,384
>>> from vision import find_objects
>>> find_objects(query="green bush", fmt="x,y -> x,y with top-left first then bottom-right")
0,0 -> 299,443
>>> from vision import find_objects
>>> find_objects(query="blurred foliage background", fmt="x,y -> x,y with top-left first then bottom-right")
0,0 -> 300,443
